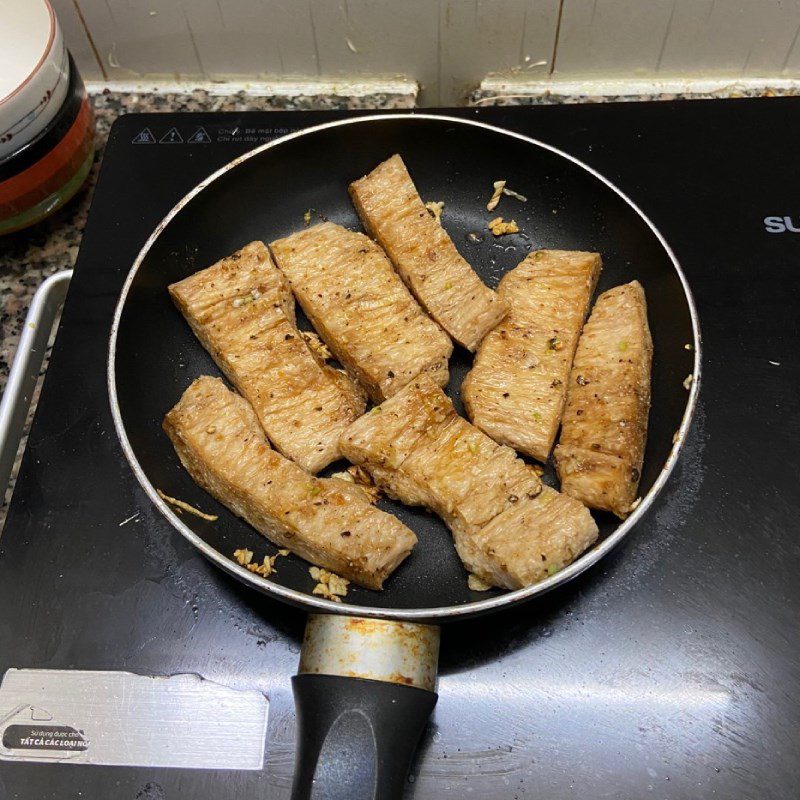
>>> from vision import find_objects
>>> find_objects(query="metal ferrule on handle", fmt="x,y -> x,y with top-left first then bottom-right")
298,613 -> 440,691
292,614 -> 440,800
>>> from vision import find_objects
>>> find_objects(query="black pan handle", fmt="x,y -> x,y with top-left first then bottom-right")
291,674 -> 437,800
290,614 -> 441,800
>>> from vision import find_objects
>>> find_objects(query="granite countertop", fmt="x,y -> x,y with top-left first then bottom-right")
0,88 -> 414,528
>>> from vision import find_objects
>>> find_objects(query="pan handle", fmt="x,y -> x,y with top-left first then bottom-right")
291,614 -> 440,800
0,270 -> 72,503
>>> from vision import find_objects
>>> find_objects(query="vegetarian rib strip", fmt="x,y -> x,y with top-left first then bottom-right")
271,222 -> 452,402
554,281 -> 653,518
349,154 -> 507,351
163,376 -> 416,590
168,241 -> 365,473
463,249 -> 602,462
340,377 -> 598,589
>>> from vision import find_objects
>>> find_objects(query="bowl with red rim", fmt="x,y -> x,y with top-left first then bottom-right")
0,0 -> 95,235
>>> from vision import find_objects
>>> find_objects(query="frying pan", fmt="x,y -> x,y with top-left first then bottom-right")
108,114 -> 700,799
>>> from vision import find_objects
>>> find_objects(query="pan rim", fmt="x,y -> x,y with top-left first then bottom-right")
107,112 -> 702,622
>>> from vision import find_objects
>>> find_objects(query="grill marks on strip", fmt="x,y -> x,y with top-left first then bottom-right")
554,280 -> 653,519
340,377 -> 598,590
168,241 -> 364,473
463,249 -> 602,463
271,222 -> 452,403
163,376 -> 416,590
349,154 -> 508,351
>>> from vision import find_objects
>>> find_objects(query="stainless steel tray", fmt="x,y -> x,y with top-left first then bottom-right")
0,271 -> 72,505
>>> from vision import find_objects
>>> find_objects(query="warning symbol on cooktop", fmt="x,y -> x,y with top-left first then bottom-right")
187,127 -> 212,144
131,128 -> 155,144
159,127 -> 183,144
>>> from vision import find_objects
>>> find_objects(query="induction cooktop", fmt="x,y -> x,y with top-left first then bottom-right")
0,100 -> 798,800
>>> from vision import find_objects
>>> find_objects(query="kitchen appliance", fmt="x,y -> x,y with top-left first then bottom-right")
0,100 -> 797,799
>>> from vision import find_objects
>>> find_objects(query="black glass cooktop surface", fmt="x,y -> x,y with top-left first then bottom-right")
0,100 -> 798,799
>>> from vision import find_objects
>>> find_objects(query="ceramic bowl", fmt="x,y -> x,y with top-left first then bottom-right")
0,0 -> 70,163
0,53 -> 95,235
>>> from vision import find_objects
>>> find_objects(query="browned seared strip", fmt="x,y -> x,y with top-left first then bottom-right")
554,281 -> 652,518
340,377 -> 598,589
168,241 -> 364,473
463,249 -> 602,462
163,376 -> 416,590
349,154 -> 507,351
271,222 -> 452,402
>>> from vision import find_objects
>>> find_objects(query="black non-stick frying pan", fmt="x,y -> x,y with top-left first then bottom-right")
109,115 -> 700,799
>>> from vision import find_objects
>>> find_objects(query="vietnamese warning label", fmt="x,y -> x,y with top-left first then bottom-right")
3,724 -> 88,752
0,669 -> 268,768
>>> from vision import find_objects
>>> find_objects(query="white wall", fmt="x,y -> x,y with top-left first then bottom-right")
52,0 -> 800,105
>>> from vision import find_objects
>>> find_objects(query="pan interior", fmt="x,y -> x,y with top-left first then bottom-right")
113,117 -> 695,614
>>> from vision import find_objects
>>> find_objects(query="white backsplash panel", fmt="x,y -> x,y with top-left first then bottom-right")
50,0 -> 800,105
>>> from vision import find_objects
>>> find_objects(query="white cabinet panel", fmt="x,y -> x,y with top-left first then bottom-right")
181,0 -> 311,78
555,0 -> 800,78
554,0 -> 677,75
439,0 -> 560,102
68,0 -> 203,80
50,0 -> 104,80
50,0 -> 800,104
52,0 -> 561,104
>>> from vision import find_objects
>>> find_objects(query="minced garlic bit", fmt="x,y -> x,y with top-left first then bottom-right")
248,556 -> 276,577
303,209 -> 313,226
486,180 -> 506,211
424,200 -> 444,222
683,373 -> 693,390
233,288 -> 261,308
468,573 -> 492,591
487,181 -> 527,212
487,217 -> 519,236
233,547 -> 289,578
327,573 -> 349,596
233,548 -> 254,565
629,497 -> 643,512
330,465 -> 381,503
300,330 -> 332,361
309,566 -> 350,602
502,186 -> 528,203
684,343 -> 693,351
157,489 -> 218,521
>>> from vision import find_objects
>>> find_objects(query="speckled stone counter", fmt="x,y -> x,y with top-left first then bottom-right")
0,88 -> 414,526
